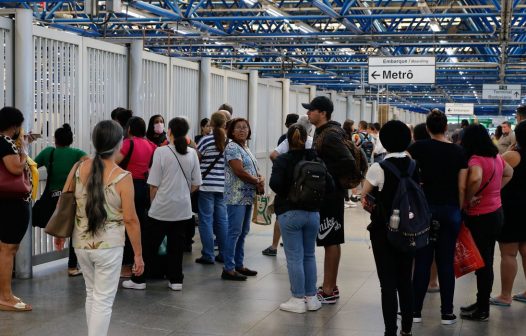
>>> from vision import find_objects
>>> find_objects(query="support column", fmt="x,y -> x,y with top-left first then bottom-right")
308,85 -> 317,101
281,79 -> 290,134
14,8 -> 33,280
129,40 -> 143,117
360,98 -> 366,121
346,96 -> 354,120
248,70 -> 258,153
199,58 -> 211,122
372,100 -> 378,123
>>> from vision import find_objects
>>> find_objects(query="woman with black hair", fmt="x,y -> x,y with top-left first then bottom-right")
122,117 -> 201,291
0,107 -> 32,312
35,124 -> 88,276
492,121 -> 526,306
195,117 -> 211,145
116,117 -> 156,277
55,120 -> 144,335
361,120 -> 417,336
146,114 -> 169,147
459,124 -> 513,321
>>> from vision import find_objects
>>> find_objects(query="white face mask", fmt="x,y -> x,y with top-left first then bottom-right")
154,123 -> 164,134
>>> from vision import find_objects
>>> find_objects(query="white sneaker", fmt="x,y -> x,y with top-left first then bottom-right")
306,295 -> 322,311
168,283 -> 183,291
345,200 -> 358,208
280,297 -> 306,313
122,280 -> 146,290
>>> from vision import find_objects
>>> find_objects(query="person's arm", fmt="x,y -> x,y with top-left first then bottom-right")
269,150 -> 280,161
190,150 -> 202,192
229,159 -> 259,185
150,185 -> 158,202
457,168 -> 468,209
501,161 -> 514,189
119,174 -> 144,276
465,165 -> 482,205
115,139 -> 131,164
269,156 -> 287,195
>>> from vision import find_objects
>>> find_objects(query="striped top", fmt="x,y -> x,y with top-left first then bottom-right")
197,134 -> 226,192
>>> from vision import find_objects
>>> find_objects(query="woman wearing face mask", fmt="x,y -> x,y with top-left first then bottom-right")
0,107 -> 32,312
146,115 -> 168,147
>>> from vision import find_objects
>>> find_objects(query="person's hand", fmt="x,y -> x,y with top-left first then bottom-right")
258,175 -> 265,184
132,255 -> 145,276
54,238 -> 66,251
468,195 -> 481,208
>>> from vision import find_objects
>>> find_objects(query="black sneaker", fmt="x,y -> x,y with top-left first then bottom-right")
441,314 -> 457,325
316,288 -> 338,304
262,246 -> 277,256
195,257 -> 214,265
400,332 -> 412,336
221,270 -> 247,281
318,286 -> 339,299
235,267 -> 257,276
215,255 -> 224,263
460,309 -> 489,322
460,302 -> 478,313
350,195 -> 360,202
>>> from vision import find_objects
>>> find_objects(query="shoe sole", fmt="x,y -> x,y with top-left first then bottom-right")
280,307 -> 306,313
413,318 -> 422,323
122,284 -> 146,290
460,316 -> 489,322
168,284 -> 182,291
441,319 -> 457,325
307,305 -> 322,311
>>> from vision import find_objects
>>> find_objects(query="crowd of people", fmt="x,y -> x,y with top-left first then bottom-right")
1,100 -> 526,336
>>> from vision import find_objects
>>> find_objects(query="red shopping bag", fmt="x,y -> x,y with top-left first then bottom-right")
454,223 -> 485,278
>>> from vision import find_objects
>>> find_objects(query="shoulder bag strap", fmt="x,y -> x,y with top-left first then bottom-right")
475,158 -> 496,197
167,146 -> 192,193
44,148 -> 56,192
236,142 -> 259,175
202,151 -> 223,180
119,139 -> 134,170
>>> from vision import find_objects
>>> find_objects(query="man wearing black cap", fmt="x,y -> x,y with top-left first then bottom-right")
304,96 -> 354,304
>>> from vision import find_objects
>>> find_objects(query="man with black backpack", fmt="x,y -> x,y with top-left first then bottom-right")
304,96 -> 357,304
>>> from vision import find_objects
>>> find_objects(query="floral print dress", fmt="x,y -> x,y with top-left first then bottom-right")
72,165 -> 129,250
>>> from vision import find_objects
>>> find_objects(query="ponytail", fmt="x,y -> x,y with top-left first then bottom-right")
85,153 -> 107,234
210,111 -> 227,152
174,135 -> 188,155
85,120 -> 123,235
168,117 -> 190,154
287,124 -> 307,150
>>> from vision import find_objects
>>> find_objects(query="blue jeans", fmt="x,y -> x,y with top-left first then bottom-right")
198,191 -> 228,261
278,210 -> 320,297
224,204 -> 252,272
413,204 -> 461,315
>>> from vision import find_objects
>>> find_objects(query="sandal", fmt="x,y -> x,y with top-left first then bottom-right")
0,300 -> 32,312
512,293 -> 526,303
68,268 -> 82,277
489,297 -> 511,307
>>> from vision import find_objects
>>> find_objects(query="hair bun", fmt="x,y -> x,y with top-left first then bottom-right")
62,123 -> 72,131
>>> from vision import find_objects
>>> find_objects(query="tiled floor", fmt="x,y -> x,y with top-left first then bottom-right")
2,206 -> 525,336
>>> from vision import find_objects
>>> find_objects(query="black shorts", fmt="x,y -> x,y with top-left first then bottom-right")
0,199 -> 30,244
317,191 -> 345,246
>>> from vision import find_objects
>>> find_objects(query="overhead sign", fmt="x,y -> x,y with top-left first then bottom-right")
445,103 -> 474,115
482,84 -> 521,100
368,57 -> 436,84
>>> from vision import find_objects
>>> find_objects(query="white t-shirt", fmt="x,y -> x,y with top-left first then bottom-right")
365,152 -> 407,191
373,135 -> 387,155
147,145 -> 202,221
274,135 -> 314,154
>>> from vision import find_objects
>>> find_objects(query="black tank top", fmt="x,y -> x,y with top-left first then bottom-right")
501,150 -> 526,205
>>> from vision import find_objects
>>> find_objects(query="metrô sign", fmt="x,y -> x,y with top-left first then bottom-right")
368,57 -> 436,84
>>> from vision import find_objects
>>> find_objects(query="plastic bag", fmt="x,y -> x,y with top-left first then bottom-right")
454,223 -> 485,278
252,194 -> 272,225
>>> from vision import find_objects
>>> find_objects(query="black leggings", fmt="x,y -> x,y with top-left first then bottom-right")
465,208 -> 503,313
123,179 -> 149,265
371,229 -> 414,336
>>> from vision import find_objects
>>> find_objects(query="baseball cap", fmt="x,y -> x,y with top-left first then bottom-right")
302,96 -> 334,114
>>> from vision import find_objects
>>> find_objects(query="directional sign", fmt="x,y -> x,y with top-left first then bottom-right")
482,84 -> 521,100
445,103 -> 474,115
368,57 -> 436,84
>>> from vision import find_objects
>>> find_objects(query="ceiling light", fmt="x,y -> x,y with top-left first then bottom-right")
243,0 -> 256,5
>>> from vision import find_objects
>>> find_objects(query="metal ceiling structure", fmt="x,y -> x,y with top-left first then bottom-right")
2,0 -> 525,115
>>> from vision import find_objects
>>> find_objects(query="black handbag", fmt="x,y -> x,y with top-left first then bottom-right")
32,149 -> 61,228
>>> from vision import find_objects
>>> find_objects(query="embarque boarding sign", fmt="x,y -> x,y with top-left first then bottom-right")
368,57 -> 436,84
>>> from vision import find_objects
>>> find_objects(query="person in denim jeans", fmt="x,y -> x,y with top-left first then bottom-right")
408,110 -> 468,325
195,112 -> 229,265
270,124 -> 333,313
222,118 -> 264,281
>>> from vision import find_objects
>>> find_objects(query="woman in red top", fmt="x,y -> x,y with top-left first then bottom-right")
116,117 -> 156,276
459,124 -> 513,321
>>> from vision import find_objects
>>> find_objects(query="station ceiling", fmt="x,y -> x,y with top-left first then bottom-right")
3,0 -> 525,115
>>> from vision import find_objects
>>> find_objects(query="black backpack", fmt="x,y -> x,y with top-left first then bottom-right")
380,159 -> 431,253
361,134 -> 374,160
288,156 -> 328,209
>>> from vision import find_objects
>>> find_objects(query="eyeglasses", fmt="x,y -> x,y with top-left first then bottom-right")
234,126 -> 249,131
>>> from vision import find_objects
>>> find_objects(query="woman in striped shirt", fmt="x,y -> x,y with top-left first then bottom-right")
195,112 -> 229,264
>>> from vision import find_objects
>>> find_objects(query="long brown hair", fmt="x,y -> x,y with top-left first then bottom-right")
210,111 -> 227,152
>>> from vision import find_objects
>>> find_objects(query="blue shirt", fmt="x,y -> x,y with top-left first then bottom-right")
224,142 -> 258,205
197,134 -> 226,192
